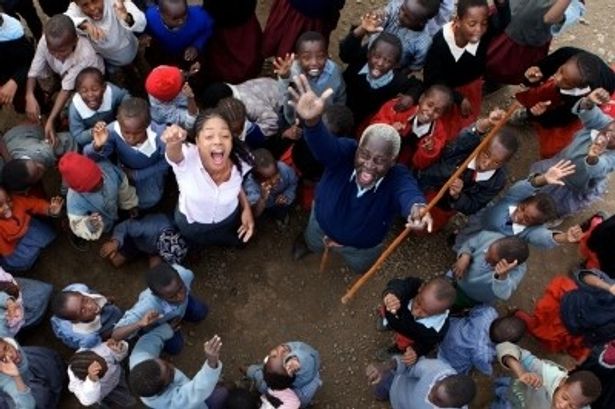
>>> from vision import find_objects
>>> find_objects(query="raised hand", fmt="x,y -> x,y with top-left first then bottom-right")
530,101 -> 551,116
359,11 -> 385,33
87,361 -> 103,381
406,204 -> 433,233
288,74 -> 334,125
448,178 -> 464,199
519,372 -> 543,389
566,225 -> 583,243
161,124 -> 187,147
452,254 -> 471,279
383,293 -> 401,314
544,159 -> 576,185
402,346 -> 417,366
587,87 -> 611,106
48,196 -> 64,216
92,121 -> 109,150
82,21 -> 106,42
138,309 -> 161,329
273,53 -> 295,79
204,335 -> 222,368
588,133 -> 608,159
237,206 -> 255,243
487,108 -> 507,126
524,66 -> 543,83
494,259 -> 518,278
113,0 -> 129,23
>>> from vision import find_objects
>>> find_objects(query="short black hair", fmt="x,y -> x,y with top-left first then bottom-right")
75,67 -> 105,89
200,83 -> 233,109
51,290 -> 80,320
146,263 -> 180,295
69,350 -> 108,381
489,316 -> 526,344
427,276 -> 457,306
160,0 -> 187,12
572,51 -> 606,88
45,14 -> 76,41
493,127 -> 520,159
493,236 -> 530,265
1,159 -> 34,192
565,371 -> 602,403
118,97 -> 150,125
440,374 -> 477,407
521,193 -> 558,224
263,367 -> 295,390
295,31 -> 326,53
369,32 -> 402,64
408,0 -> 441,19
323,104 -> 354,136
457,0 -> 489,19
217,97 -> 247,125
423,84 -> 455,111
224,387 -> 259,409
129,359 -> 166,397
252,148 -> 276,170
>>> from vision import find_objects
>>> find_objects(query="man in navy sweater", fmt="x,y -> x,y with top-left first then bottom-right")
290,74 -> 432,274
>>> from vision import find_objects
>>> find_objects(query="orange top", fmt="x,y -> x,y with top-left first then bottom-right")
0,195 -> 49,256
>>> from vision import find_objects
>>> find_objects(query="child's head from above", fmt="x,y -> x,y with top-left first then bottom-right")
0,338 -> 22,366
1,158 -> 46,193
453,0 -> 489,45
45,14 -> 78,62
412,277 -> 456,319
74,0 -> 104,21
59,153 -> 104,193
224,387 -> 259,409
489,315 -> 526,344
323,104 -> 354,136
511,193 -> 557,226
553,371 -> 602,409
264,343 -> 298,378
252,148 -> 278,182
428,374 -> 477,408
117,97 -> 151,146
355,124 -> 400,189
68,350 -> 109,380
146,263 -> 187,305
367,33 -> 402,78
474,128 -> 518,172
160,0 -> 188,30
555,52 -> 604,90
52,290 -> 102,323
0,188 -> 12,219
200,83 -> 233,109
145,65 -> 184,103
191,109 -> 235,173
76,67 -> 106,111
399,0 -> 441,31
295,31 -> 328,78
216,97 -> 247,139
263,365 -> 295,391
129,358 -> 175,397
485,236 -> 529,267
416,85 -> 454,124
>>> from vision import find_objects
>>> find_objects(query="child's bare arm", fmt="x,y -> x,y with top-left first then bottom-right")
581,271 -> 615,295
162,125 -> 186,164
544,0 -> 572,25
45,90 -> 71,146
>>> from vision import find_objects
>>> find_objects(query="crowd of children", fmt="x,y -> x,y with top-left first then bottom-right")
0,0 -> 613,407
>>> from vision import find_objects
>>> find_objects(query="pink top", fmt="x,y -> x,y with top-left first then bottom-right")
260,388 -> 301,409
167,143 -> 250,224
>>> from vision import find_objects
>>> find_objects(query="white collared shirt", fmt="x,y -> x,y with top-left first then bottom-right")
467,158 -> 496,182
349,170 -> 384,198
560,86 -> 591,96
113,121 -> 158,157
508,206 -> 527,234
407,300 -> 449,332
72,85 -> 113,120
411,117 -> 433,138
71,292 -> 108,335
442,22 -> 480,62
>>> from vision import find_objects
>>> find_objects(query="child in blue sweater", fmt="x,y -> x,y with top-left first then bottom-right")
84,97 -> 169,209
144,0 -> 213,70
68,67 -> 130,149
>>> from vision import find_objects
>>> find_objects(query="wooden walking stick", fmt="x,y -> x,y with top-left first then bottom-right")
340,102 -> 521,304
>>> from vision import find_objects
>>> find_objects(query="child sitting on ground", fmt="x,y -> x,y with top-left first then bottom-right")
0,187 -> 62,272
244,149 -> 298,222
68,67 -> 130,149
454,160 -> 584,249
129,325 -> 227,409
144,0 -> 213,70
378,276 -> 456,363
277,31 -> 346,125
494,343 -> 602,409
416,109 -> 518,233
260,369 -> 301,409
112,263 -> 208,355
66,0 -> 146,68
0,267 -> 52,337
99,213 -> 188,268
370,84 -> 454,171
438,305 -> 526,376
145,65 -> 198,130
59,152 -> 139,241
247,341 -> 321,408
339,12 -> 423,127
25,14 -> 105,147
84,97 -> 168,210
68,338 -> 135,407
452,231 -> 529,306
365,357 -> 476,409
51,283 -> 124,349
216,97 -> 267,150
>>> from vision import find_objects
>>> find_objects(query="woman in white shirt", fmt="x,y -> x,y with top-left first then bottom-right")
164,110 -> 255,248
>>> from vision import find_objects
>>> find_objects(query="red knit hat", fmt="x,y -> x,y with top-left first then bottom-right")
58,152 -> 103,193
145,65 -> 183,102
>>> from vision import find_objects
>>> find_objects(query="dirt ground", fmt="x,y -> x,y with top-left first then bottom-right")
8,0 -> 615,408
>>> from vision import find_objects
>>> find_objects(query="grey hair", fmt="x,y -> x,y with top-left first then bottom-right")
358,124 -> 401,158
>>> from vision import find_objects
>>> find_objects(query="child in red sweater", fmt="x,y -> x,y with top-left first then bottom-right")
0,188 -> 62,272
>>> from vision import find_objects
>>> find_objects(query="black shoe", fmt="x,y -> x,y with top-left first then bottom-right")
292,233 -> 311,261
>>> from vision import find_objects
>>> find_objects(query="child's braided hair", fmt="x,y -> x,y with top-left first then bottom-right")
68,350 -> 109,381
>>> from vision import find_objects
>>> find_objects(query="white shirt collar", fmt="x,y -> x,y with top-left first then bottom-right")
443,22 -> 480,62
508,206 -> 527,234
113,121 -> 158,157
350,170 -> 384,197
560,86 -> 591,96
412,116 -> 433,138
467,158 -> 496,182
70,292 -> 107,334
407,300 -> 449,332
72,84 -> 113,119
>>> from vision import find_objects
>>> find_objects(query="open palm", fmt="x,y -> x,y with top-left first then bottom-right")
288,74 -> 334,123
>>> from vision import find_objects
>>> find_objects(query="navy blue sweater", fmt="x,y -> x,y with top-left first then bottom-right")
306,121 -> 424,249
